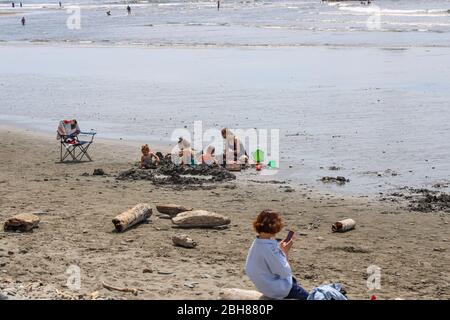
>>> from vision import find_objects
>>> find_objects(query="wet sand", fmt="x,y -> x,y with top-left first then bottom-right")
0,126 -> 449,300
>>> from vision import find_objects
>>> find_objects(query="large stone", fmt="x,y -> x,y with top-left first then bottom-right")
219,288 -> 267,300
171,210 -> 230,228
4,213 -> 40,232
156,204 -> 193,217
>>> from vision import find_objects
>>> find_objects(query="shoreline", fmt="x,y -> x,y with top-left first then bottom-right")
1,40 -> 450,50
0,126 -> 449,300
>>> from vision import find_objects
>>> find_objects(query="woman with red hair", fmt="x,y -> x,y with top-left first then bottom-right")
245,209 -> 309,300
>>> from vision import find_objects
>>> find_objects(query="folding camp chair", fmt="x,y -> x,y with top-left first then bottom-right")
57,120 -> 96,162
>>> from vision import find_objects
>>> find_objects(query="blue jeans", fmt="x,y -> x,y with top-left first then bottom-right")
285,277 -> 309,300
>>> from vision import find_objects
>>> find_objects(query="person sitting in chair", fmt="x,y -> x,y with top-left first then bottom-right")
57,119 -> 80,144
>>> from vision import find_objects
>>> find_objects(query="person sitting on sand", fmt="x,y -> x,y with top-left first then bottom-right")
140,144 -> 160,169
197,145 -> 218,165
245,209 -> 309,300
177,137 -> 196,165
221,128 -> 248,165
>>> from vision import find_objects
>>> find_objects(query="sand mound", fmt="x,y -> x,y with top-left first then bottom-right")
117,162 -> 236,185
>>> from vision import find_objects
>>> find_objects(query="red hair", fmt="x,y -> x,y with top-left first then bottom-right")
253,209 -> 283,234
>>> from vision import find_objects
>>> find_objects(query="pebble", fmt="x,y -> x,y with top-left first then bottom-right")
157,270 -> 173,275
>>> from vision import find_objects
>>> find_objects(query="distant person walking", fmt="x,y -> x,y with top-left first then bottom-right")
59,2 -> 62,8
21,16 -> 25,26
12,2 -> 15,8
20,2 -> 22,7
217,1 -> 220,11
127,5 -> 131,15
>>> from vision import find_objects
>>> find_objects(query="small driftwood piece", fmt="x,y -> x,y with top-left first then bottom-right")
332,218 -> 356,233
156,204 -> 193,217
4,213 -> 40,232
102,281 -> 138,296
172,210 -> 230,228
172,234 -> 197,248
112,203 -> 152,232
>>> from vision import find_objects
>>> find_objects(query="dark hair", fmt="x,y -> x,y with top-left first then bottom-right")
221,128 -> 228,138
253,209 -> 283,234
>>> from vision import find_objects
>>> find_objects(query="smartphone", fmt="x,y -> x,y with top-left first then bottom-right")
284,230 -> 295,243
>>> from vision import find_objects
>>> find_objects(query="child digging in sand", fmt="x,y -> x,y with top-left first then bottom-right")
140,144 -> 160,169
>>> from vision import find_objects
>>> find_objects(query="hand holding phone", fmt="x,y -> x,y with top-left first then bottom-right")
284,230 -> 295,243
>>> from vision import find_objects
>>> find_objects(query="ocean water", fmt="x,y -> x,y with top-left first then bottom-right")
0,0 -> 449,195
1,0 -> 450,47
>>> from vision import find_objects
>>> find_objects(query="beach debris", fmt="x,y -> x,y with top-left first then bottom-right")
157,270 -> 173,275
93,168 -> 105,176
112,203 -> 152,232
410,190 -> 450,213
219,288 -> 266,300
172,234 -> 197,248
325,245 -> 369,253
89,291 -> 100,300
328,166 -> 341,171
172,210 -> 231,228
156,204 -> 193,217
332,218 -> 356,233
390,188 -> 450,213
4,213 -> 40,232
320,176 -> 349,185
101,281 -> 138,296
117,163 -> 236,186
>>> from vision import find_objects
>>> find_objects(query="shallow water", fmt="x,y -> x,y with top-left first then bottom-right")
0,1 -> 449,195
1,0 -> 450,47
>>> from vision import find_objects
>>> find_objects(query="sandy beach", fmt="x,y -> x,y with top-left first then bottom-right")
1,0 -> 450,302
0,125 -> 449,300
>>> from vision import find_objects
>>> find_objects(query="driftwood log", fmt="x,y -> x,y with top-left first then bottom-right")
156,204 -> 193,217
112,203 -> 152,232
4,213 -> 40,232
219,288 -> 267,300
102,281 -> 138,296
332,218 -> 356,233
172,234 -> 197,248
172,210 -> 230,228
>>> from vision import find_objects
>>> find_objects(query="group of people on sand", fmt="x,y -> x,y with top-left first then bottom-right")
140,128 -> 249,169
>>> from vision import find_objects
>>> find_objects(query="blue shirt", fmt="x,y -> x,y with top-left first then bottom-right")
245,237 -> 293,299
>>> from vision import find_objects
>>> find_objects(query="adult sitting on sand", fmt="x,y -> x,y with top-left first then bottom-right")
245,209 -> 309,300
140,144 -> 160,169
221,128 -> 248,165
197,145 -> 218,165
177,137 -> 196,165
